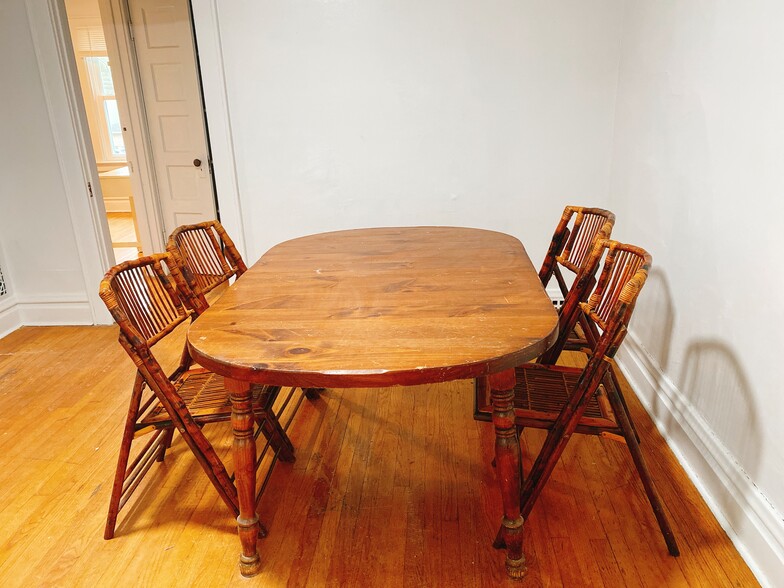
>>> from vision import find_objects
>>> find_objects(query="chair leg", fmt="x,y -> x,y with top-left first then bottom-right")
303,387 -> 323,399
104,423 -> 136,540
170,417 -> 240,515
606,368 -> 640,444
254,385 -> 295,463
256,414 -> 295,462
105,376 -> 145,540
157,427 -> 176,462
142,372 -> 240,516
520,373 -> 603,520
604,383 -> 680,556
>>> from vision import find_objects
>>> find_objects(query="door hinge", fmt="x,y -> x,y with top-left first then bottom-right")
87,181 -> 94,198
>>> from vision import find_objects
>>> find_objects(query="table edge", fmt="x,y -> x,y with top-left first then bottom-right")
188,322 -> 558,389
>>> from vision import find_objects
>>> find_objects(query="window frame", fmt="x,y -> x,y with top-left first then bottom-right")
69,20 -> 126,163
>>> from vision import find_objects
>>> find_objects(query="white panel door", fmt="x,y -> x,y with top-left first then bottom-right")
128,0 -> 216,236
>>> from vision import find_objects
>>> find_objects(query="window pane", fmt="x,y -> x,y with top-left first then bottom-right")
104,100 -> 126,156
85,56 -> 115,97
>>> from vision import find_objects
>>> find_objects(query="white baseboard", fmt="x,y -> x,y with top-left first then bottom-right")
18,296 -> 94,326
616,332 -> 784,588
0,296 -> 95,338
0,296 -> 22,340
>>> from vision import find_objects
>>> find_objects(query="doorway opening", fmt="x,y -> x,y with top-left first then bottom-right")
61,0 -> 218,264
64,0 -> 141,263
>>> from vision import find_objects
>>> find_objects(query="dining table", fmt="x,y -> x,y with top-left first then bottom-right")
186,226 -> 559,579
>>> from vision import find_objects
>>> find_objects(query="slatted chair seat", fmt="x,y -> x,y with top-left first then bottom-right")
136,370 -> 272,432
476,366 -> 620,435
512,364 -> 619,435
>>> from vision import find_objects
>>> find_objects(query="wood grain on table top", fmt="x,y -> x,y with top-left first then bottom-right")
187,227 -> 558,388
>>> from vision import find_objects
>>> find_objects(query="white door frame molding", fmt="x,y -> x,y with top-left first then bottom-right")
26,0 -> 113,324
189,0 -> 246,260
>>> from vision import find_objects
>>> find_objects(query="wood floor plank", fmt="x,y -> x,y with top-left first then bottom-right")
572,437 -> 645,588
403,387 -> 428,587
325,389 -> 380,587
304,394 -> 362,586
422,383 -> 445,584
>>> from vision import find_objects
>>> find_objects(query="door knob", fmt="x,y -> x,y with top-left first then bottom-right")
193,158 -> 202,167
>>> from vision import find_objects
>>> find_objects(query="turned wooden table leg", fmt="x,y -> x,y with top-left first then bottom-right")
226,378 -> 262,578
489,369 -> 526,580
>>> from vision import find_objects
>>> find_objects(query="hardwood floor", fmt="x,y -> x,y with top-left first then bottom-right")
0,326 -> 758,587
107,213 -> 141,263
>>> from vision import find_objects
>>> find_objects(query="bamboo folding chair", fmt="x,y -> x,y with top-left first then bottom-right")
165,220 -> 247,309
492,240 -> 679,556
475,206 -> 615,416
100,253 -> 300,539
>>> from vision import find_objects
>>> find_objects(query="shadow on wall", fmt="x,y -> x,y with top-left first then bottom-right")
623,265 -> 761,542
627,267 -> 675,420
677,339 -> 759,534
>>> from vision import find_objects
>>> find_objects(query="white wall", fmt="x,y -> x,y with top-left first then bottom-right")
608,1 -> 784,584
207,0 -> 625,267
0,0 -> 109,337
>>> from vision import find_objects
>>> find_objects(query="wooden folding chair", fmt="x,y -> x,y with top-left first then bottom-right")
475,206 -> 615,416
491,239 -> 679,556
99,253 -> 298,539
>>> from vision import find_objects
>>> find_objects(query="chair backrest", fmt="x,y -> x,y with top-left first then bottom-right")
99,253 -> 200,377
166,220 -> 247,305
539,239 -> 650,365
539,206 -> 616,297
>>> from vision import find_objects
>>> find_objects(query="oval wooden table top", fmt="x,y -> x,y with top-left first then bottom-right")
187,226 -> 559,388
